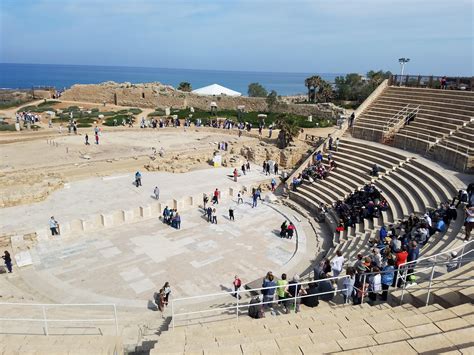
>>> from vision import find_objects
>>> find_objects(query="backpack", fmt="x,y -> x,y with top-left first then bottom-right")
248,297 -> 261,319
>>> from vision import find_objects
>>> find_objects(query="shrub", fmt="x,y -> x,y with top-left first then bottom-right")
0,122 -> 16,131
129,108 -> 142,115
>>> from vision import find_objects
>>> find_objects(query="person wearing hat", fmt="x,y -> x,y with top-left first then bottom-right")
446,251 -> 460,272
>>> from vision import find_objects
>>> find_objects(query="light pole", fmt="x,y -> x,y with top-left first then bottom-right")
398,58 -> 410,85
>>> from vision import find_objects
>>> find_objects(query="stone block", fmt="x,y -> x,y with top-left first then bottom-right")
407,333 -> 458,354
337,335 -> 377,351
122,210 -> 134,222
101,214 -> 114,228
368,341 -> 417,354
58,221 -> 71,235
173,199 -> 183,211
113,210 -> 124,225
140,205 -> 151,218
149,202 -> 160,215
70,219 -> 84,233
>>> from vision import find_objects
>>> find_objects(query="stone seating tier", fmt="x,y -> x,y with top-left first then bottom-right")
351,85 -> 474,171
150,301 -> 474,354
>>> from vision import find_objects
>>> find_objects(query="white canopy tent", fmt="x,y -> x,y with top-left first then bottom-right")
192,84 -> 242,97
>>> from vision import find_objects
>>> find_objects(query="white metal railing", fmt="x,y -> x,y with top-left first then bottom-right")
397,240 -> 473,305
171,241 -> 473,328
382,104 -> 420,142
0,303 -> 118,336
171,274 -> 352,329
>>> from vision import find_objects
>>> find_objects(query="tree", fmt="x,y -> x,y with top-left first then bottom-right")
177,82 -> 192,92
304,76 -> 332,102
248,82 -> 268,97
276,115 -> 300,149
266,90 -> 278,112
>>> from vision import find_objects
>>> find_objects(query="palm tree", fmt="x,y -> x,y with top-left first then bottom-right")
276,115 -> 300,149
317,81 -> 333,102
305,75 -> 328,102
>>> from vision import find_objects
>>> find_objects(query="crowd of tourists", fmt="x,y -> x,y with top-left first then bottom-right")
16,111 -> 41,126
334,184 -> 389,231
162,206 -> 181,229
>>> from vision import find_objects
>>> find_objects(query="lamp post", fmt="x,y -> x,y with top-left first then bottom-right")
398,58 -> 410,86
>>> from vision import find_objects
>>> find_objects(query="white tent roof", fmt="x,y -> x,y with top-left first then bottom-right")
192,84 -> 241,97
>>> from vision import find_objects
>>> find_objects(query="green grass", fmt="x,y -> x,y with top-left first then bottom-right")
0,122 -> 16,131
37,100 -> 61,107
129,108 -> 142,115
103,114 -> 133,126
0,98 -> 35,109
171,108 -> 334,128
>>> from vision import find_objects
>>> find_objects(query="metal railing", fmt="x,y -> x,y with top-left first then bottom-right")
382,104 -> 420,143
0,303 -> 119,336
389,75 -> 473,91
397,240 -> 473,305
171,274 -> 352,329
170,240 -> 473,328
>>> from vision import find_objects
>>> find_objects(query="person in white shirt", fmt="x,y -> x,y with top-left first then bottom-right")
331,250 -> 345,277
154,186 -> 160,200
49,216 -> 59,236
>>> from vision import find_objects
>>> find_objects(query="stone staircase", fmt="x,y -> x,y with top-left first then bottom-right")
351,86 -> 474,172
288,138 -> 464,266
149,299 -> 474,354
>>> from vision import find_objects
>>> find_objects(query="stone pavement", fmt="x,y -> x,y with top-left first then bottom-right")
1,164 -> 272,235
14,198 -> 307,309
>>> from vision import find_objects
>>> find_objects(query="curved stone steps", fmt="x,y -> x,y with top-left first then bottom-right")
388,170 -> 432,212
409,160 -> 459,198
394,168 -> 439,208
378,175 -> 417,215
333,147 -> 398,172
373,179 -> 409,220
337,142 -> 403,166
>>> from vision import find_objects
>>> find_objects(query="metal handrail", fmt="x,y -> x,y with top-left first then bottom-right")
171,274 -> 355,329
0,302 -> 118,336
382,104 -> 420,142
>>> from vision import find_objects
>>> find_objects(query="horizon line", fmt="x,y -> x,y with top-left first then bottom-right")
0,62 -> 350,76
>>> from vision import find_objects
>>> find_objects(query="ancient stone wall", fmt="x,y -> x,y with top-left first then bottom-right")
61,82 -> 342,119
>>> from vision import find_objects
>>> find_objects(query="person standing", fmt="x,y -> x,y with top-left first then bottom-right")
163,282 -> 171,306
49,216 -> 59,236
154,289 -> 165,318
2,251 -> 12,273
335,137 -> 340,151
331,250 -> 345,277
206,206 -> 212,223
229,206 -> 235,221
261,272 -> 276,308
213,188 -> 220,205
232,275 -> 242,298
95,132 -> 99,144
252,191 -> 258,208
274,162 -> 278,175
246,161 -> 250,171
212,208 -> 217,224
271,178 -> 277,192
265,163 -> 271,176
286,222 -> 296,239
286,274 -> 305,313
465,206 -> 474,242
203,194 -> 209,210
85,134 -> 90,145
328,135 -> 333,150
233,168 -> 238,182
276,273 -> 289,312
237,191 -> 243,204
380,259 -> 395,301
241,164 -> 246,175
135,171 -> 142,187
154,186 -> 160,200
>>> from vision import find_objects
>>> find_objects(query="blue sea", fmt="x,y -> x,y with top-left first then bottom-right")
0,63 -> 342,96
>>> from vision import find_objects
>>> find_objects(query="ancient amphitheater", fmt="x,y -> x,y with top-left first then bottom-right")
0,76 -> 473,354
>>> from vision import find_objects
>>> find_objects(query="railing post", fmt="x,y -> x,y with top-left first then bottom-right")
293,283 -> 298,313
236,289 -> 240,320
400,266 -> 408,304
42,305 -> 49,336
113,304 -> 119,336
426,263 -> 437,306
361,273 -> 367,304
171,300 -> 175,330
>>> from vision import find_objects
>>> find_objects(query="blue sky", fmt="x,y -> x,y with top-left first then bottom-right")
1,0 -> 472,75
